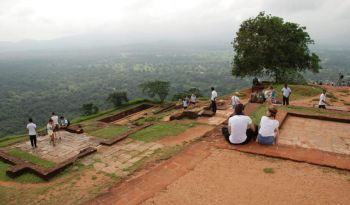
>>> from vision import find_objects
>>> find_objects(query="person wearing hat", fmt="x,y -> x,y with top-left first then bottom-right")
257,106 -> 280,145
231,92 -> 241,108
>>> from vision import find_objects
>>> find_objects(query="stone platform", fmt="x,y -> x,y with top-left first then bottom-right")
7,131 -> 100,163
279,116 -> 350,155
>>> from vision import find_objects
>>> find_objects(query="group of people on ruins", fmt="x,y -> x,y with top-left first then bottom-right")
222,104 -> 279,146
182,94 -> 197,109
25,78 -> 334,150
218,81 -> 331,146
26,113 -> 69,148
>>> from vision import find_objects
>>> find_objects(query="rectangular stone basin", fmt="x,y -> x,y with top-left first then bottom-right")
279,116 -> 350,155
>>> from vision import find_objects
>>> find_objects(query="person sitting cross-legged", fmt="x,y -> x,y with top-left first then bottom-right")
257,106 -> 279,145
222,104 -> 258,145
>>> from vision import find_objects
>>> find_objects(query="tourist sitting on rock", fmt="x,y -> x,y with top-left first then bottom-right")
182,98 -> 189,109
59,116 -> 70,128
257,106 -> 279,145
257,91 -> 265,103
222,104 -> 258,145
264,88 -> 272,103
231,92 -> 241,108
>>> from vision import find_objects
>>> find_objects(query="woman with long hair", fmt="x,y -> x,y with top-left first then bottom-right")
257,106 -> 279,145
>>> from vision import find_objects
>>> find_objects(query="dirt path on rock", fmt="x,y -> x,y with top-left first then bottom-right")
85,134 -> 350,205
143,149 -> 350,205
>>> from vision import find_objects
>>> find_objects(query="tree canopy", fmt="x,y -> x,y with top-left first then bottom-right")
232,12 -> 321,83
140,80 -> 170,103
81,103 -> 99,116
107,92 -> 129,107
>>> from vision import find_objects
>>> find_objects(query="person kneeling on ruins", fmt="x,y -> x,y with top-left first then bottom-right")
222,104 -> 258,145
257,106 -> 279,145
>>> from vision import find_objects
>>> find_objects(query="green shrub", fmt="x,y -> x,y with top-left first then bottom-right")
263,168 -> 275,174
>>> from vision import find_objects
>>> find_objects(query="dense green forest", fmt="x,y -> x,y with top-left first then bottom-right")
0,46 -> 249,137
0,45 -> 349,137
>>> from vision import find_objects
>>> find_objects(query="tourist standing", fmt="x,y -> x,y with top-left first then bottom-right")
257,106 -> 279,145
281,84 -> 292,105
26,118 -> 37,149
47,119 -> 55,146
319,90 -> 328,109
51,112 -> 60,140
210,87 -> 217,113
231,92 -> 241,108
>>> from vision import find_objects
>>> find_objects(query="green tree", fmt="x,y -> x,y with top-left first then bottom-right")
81,103 -> 99,116
107,92 -> 129,107
232,12 -> 321,83
140,80 -> 170,103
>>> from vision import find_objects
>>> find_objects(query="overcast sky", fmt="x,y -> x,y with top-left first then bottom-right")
0,0 -> 349,46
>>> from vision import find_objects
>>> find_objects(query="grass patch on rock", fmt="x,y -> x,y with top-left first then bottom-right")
250,105 -> 267,125
7,148 -> 56,168
274,84 -> 322,101
129,123 -> 193,142
0,135 -> 27,147
0,161 -> 44,183
263,167 -> 275,174
88,125 -> 129,139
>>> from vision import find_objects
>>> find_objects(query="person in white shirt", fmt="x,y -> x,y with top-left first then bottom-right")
257,106 -> 279,145
182,98 -> 189,109
26,118 -> 37,148
51,112 -> 61,140
190,94 -> 197,105
231,92 -> 241,108
318,90 -> 328,109
210,87 -> 218,113
59,116 -> 70,128
281,84 -> 292,105
222,104 -> 257,145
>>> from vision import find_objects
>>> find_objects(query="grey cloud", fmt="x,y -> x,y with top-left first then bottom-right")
0,0 -> 349,47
